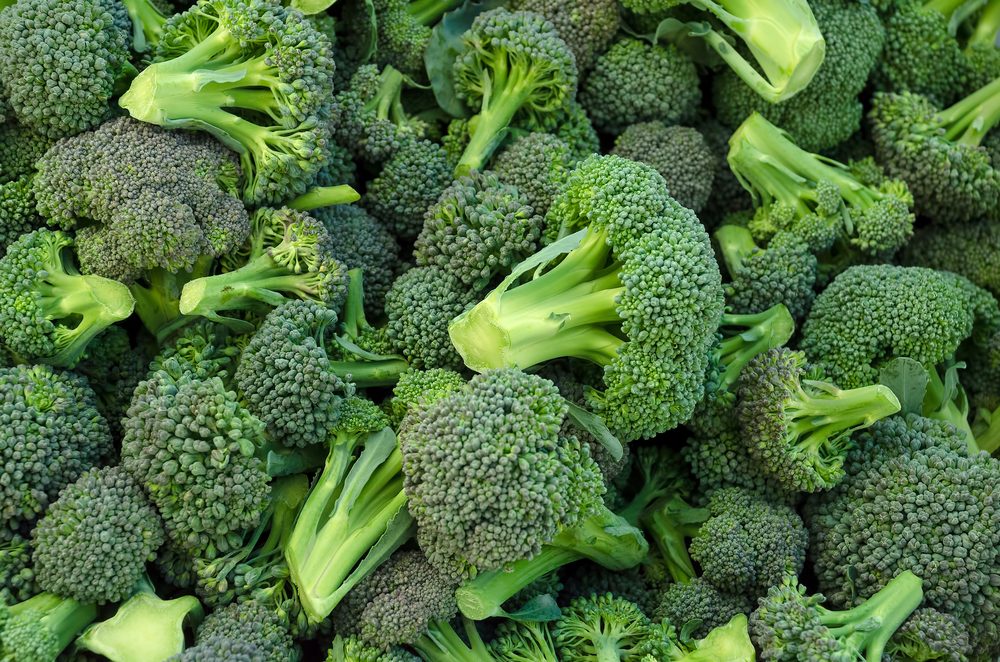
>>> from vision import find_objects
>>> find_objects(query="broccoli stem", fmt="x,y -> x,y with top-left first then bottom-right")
11,593 -> 98,654
968,0 -> 1000,46
287,186 -> 361,212
121,0 -> 168,53
455,75 -> 536,177
975,407 -> 1000,454
455,506 -> 648,620
819,570 -> 923,660
641,495 -> 708,584
924,0 -> 973,17
329,359 -> 411,387
715,223 -> 759,276
939,74 -> 1000,146
923,363 -> 978,455
716,305 -> 796,391
407,0 -> 463,25
786,381 -> 902,455
130,261 -> 210,344
414,618 -> 495,662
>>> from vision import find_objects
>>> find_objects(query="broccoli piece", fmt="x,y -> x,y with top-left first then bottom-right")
580,38 -> 700,136
737,347 -> 902,492
870,75 -> 1000,224
33,116 -> 249,283
491,132 -> 577,219
0,530 -> 35,606
713,0 -> 884,152
0,229 -> 135,367
560,563 -> 661,617
489,619 -> 558,662
0,592 -> 98,662
414,171 -> 543,292
327,634 -> 420,662
450,155 -> 725,442
728,113 -> 915,259
805,414 -> 1000,658
656,578 -> 753,641
119,0 -> 337,204
0,364 -> 112,525
552,102 -> 602,161
121,0 -> 171,53
508,0 -> 619,72
886,607 -> 973,662
0,0 -> 132,138
0,121 -> 54,183
170,634 -> 269,661
32,466 -> 164,604
801,265 -> 1000,389
900,218 -> 1000,298
73,326 -> 150,441
715,225 -> 818,319
451,9 -> 578,176
552,593 -> 678,661
372,0 -> 461,76
179,207 -> 350,328
194,600 -> 297,661
386,367 -> 466,426
363,137 -> 454,240
0,176 -> 42,257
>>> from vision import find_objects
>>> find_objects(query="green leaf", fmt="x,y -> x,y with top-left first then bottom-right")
502,594 -> 562,623
878,357 -> 929,415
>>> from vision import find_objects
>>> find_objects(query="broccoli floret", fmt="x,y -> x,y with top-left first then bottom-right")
491,132 -> 577,219
805,414 -> 1000,658
0,364 -> 112,525
737,347 -> 902,491
452,9 -> 578,175
0,176 -> 42,257
560,563 -> 662,617
612,123 -> 717,213
870,76 -> 1000,224
553,593 -> 679,661
195,600 -> 297,661
33,116 -> 248,283
749,571 -> 923,661
900,219 -> 1000,298
327,634 -> 420,662
450,155 -> 725,442
386,367 -> 466,426
886,607 -> 973,662
73,327 -> 150,440
170,634 -> 268,661
0,229 -> 135,367
580,38 -> 700,135
0,122 -> 54,183
364,137 -> 453,240
371,0 -> 460,77
656,578 -> 753,640
414,171 -> 543,292
119,0 -> 337,204
0,0 -> 132,138
488,619 -> 558,662
32,466 -> 164,604
713,0 -> 884,152
508,0 -> 619,72
0,592 -> 98,661
801,265 -> 1000,389
552,102 -> 602,161
0,531 -> 35,605
179,207 -> 350,328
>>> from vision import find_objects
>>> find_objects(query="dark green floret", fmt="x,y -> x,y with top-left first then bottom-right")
508,0 -> 619,71
886,607 -> 972,662
0,176 -> 42,257
0,531 -> 36,605
364,137 -> 453,240
387,367 -> 466,426
900,218 -> 1000,297
0,592 -> 98,662
656,578 -> 753,640
32,466 -> 164,604
552,593 -> 678,661
0,229 -> 135,368
0,122 -> 54,183
194,600 -> 297,661
491,132 -> 578,219
372,0 -> 461,77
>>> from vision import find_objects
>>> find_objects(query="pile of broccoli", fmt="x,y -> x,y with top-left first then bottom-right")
0,0 -> 998,659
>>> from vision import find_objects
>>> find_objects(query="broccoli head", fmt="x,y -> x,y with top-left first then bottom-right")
0,176 -> 42,257
371,0 -> 461,77
491,132 -> 578,219
0,121 -> 54,183
194,600 -> 297,661
508,0 -> 619,72
488,619 -> 558,662
886,607 -> 972,662
656,578 -> 753,640
900,218 -> 1000,298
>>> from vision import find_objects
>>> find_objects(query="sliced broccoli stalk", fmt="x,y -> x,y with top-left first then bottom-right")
285,424 -> 415,624
1,592 -> 98,661
454,506 -> 648,620
414,617 -> 495,662
121,0 -> 168,53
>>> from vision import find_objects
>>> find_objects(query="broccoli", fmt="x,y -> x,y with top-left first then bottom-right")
488,619 -> 558,662
119,0 -> 337,204
656,578 -> 753,640
121,0 -> 170,53
0,0 -> 133,138
170,634 -> 270,661
885,607 -> 973,662
0,364 -> 112,525
386,367 -> 466,426
612,123 -> 717,213
552,593 -> 678,661
870,75 -> 1000,223
414,171 -> 543,291
451,9 -> 578,176
179,207 -> 350,329
73,326 -> 151,440
900,218 -> 1000,297
749,571 -> 923,661
491,132 -> 578,219
0,530 -> 35,605
551,102 -> 602,161
327,635 -> 420,662
450,155 -> 725,442
580,38 -> 700,136
801,265 -> 1000,389
372,0 -> 461,77
193,600 -> 297,661
737,347 -> 902,492
0,121 -> 54,183
508,0 -> 619,72
0,592 -> 98,662
0,176 -> 42,257
0,229 -> 135,367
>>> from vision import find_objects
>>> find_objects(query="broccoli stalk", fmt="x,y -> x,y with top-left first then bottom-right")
935,73 -> 1000,146
407,0 -> 463,25
287,185 -> 362,213
0,592 -> 98,661
121,0 -> 168,53
973,405 -> 1000,454
129,259 -> 211,344
414,617 -> 496,662
454,506 -> 648,620
714,304 -> 796,393
922,362 -> 978,455
285,424 -> 415,624
968,0 -> 1000,50
642,495 -> 708,584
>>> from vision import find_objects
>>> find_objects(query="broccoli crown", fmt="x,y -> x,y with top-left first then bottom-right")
689,488 -> 808,598
552,102 -> 602,162
0,0 -> 131,138
385,265 -> 476,371
870,84 -> 1000,224
0,229 -> 136,367
489,619 -> 558,662
34,117 -> 248,282
387,367 -> 466,426
508,0 -> 619,71
491,132 -> 577,220
655,577 -> 753,641
414,171 -> 543,292
122,365 -> 271,558
195,600 -> 297,661
887,607 -> 972,662
400,369 -> 604,580
235,300 -> 350,448
0,176 -> 42,256
553,593 -> 678,661
372,0 -> 431,77
581,38 -> 700,135
73,326 -> 150,440
363,138 -> 454,240
0,364 -> 112,524
452,154 -> 725,442
713,0 -> 884,152
612,122 -> 717,214
737,347 -> 902,492
900,218 -> 1000,298
312,204 -> 400,314
801,265 -> 1000,389
749,571 -> 924,662
0,122 -> 54,183
31,466 -> 164,604
120,0 -> 337,204
334,549 -> 458,649
805,414 -> 1000,658
171,634 -> 267,661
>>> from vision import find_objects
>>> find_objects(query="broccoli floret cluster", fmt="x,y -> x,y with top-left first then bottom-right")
0,530 -> 36,605
364,138 -> 454,240
508,0 -> 619,71
901,219 -> 1000,297
387,367 -> 466,426
491,132 -> 578,219
0,175 -> 42,257
656,577 -> 754,640
194,600 -> 297,661
0,122 -> 54,182
887,607 -> 973,662
553,593 -> 677,661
